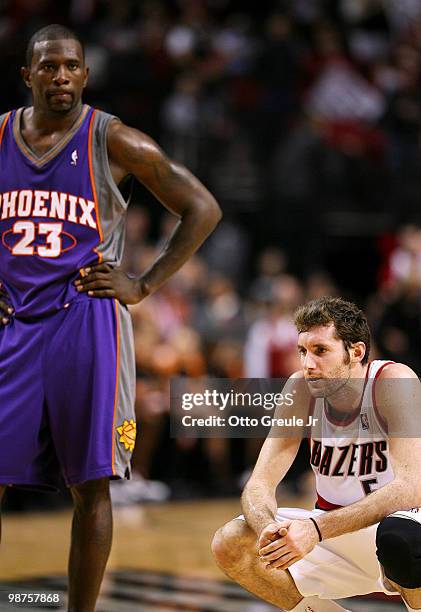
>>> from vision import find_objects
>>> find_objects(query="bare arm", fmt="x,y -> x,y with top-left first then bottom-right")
317,363 -> 421,540
259,363 -> 421,572
242,436 -> 302,535
242,374 -> 311,536
76,120 -> 221,303
108,121 -> 222,296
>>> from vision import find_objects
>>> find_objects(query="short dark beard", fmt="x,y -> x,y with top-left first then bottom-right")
45,95 -> 80,116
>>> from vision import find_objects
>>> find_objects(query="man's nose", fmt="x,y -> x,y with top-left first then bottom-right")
304,353 -> 316,370
53,66 -> 69,84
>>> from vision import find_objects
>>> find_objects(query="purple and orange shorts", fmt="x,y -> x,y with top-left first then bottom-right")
0,297 -> 136,489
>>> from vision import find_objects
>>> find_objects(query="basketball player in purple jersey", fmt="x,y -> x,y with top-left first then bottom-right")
0,24 -> 221,612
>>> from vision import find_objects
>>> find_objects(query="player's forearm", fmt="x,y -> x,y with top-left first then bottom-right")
138,203 -> 221,296
241,482 -> 279,536
317,477 -> 420,540
241,434 -> 302,536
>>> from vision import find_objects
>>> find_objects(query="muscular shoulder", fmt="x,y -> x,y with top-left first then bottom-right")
377,361 -> 418,381
107,119 -> 165,171
375,361 -> 420,430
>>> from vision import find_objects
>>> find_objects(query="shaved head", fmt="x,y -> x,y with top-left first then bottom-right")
26,24 -> 84,67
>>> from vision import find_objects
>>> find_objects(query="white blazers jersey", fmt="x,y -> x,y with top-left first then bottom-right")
310,360 -> 394,510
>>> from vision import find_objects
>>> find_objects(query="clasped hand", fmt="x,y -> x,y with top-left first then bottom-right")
257,519 -> 319,571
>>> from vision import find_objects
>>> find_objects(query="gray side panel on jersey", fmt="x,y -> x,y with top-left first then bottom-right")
90,109 -> 128,265
113,302 -> 137,479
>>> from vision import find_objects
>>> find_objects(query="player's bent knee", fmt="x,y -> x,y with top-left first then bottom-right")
376,516 -> 421,589
212,519 -> 255,570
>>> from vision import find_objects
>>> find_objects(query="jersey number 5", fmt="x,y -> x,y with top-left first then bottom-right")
361,477 -> 378,495
12,221 -> 62,258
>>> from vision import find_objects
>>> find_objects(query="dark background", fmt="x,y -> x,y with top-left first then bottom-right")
2,0 -> 421,506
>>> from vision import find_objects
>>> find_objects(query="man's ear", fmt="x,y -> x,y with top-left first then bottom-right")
21,67 -> 32,89
351,342 -> 366,363
82,66 -> 89,89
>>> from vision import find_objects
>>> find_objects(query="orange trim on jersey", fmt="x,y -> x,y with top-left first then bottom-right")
111,299 -> 121,476
87,109 -> 104,264
0,112 -> 11,148
315,492 -> 343,511
372,361 -> 394,434
323,361 -> 372,427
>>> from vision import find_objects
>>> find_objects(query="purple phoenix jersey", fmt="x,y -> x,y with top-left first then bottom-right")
0,105 -> 107,317
0,106 -> 136,488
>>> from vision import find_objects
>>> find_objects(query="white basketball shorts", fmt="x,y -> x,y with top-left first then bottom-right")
236,507 -> 421,600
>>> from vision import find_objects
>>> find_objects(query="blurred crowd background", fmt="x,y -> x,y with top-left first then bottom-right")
3,0 -> 421,507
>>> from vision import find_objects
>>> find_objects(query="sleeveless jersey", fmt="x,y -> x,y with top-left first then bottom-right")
0,105 -> 128,318
310,360 -> 394,509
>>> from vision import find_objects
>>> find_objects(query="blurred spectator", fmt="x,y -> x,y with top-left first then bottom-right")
245,274 -> 302,378
375,285 -> 421,373
389,224 -> 421,286
193,273 -> 246,342
161,72 -> 203,170
249,246 -> 288,303
383,0 -> 421,33
383,45 -> 421,178
200,219 -> 250,285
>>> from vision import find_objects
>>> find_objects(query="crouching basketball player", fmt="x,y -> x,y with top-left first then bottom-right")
212,297 -> 421,612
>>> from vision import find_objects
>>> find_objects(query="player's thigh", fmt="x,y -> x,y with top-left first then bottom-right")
275,508 -> 381,599
0,319 -> 48,482
45,298 -> 136,485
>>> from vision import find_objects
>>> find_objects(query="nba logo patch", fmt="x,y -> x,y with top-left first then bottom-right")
360,413 -> 369,430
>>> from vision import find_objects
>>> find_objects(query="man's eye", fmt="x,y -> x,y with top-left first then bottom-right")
68,63 -> 78,70
316,348 -> 326,354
